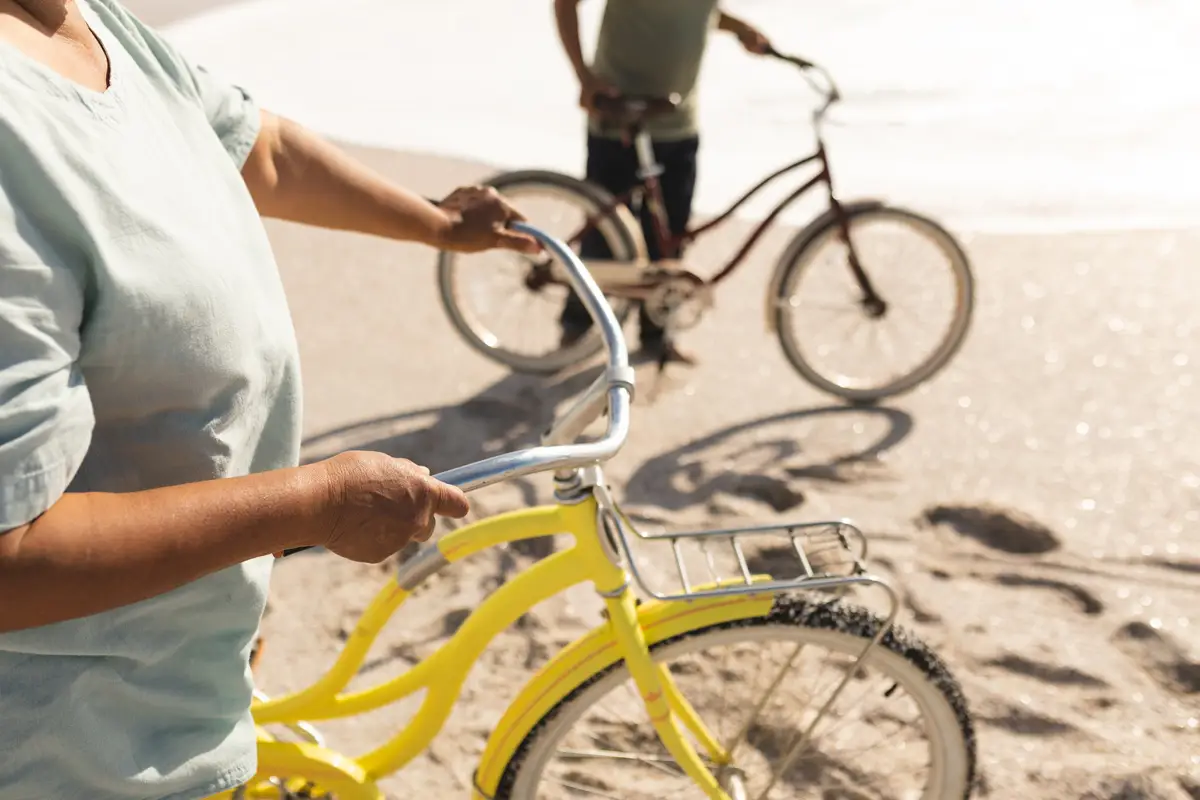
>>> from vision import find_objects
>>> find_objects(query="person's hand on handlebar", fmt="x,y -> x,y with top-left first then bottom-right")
735,24 -> 771,55
434,185 -> 541,255
316,452 -> 471,563
718,13 -> 772,55
579,71 -> 621,115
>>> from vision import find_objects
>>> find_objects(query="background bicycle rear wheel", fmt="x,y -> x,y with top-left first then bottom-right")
772,204 -> 975,404
437,170 -> 643,374
496,596 -> 976,799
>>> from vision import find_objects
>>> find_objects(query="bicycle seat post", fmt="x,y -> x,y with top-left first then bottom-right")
632,127 -> 663,182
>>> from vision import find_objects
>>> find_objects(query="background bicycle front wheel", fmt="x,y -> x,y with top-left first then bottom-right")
497,596 -> 976,799
771,203 -> 975,404
437,170 -> 643,374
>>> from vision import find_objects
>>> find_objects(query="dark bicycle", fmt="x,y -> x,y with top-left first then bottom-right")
437,51 -> 975,404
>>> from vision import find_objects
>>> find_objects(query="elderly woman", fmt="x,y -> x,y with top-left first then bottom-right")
0,1 -> 536,798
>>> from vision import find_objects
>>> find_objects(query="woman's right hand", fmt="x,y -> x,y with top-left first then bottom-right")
316,451 -> 470,563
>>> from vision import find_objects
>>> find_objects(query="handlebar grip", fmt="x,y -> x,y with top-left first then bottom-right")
767,46 -> 813,69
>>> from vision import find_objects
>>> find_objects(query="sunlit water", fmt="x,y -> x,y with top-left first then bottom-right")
163,0 -> 1200,233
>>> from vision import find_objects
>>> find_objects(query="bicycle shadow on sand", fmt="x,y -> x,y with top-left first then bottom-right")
302,361 -> 913,529
621,404 -> 914,520
299,363 -> 607,506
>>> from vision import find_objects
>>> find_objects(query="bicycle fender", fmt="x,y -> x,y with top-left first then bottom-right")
472,591 -> 774,798
763,198 -> 887,333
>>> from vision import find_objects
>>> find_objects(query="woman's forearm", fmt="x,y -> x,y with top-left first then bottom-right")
240,111 -> 453,247
0,463 -> 330,633
717,10 -> 749,35
554,0 -> 591,83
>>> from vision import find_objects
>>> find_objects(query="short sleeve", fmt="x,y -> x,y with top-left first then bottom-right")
89,0 -> 263,168
0,202 -> 94,531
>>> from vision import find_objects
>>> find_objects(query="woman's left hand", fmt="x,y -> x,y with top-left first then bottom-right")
435,186 -> 541,254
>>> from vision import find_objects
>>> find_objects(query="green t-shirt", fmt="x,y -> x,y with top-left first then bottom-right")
0,1 -> 301,798
589,0 -> 721,141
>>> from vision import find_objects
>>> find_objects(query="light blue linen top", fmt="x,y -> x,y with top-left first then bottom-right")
0,1 -> 302,797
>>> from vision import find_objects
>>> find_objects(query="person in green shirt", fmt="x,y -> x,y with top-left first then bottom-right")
554,0 -> 771,364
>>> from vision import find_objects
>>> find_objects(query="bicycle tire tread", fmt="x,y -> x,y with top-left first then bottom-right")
494,594 -> 977,799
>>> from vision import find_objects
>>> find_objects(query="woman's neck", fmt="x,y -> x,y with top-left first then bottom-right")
6,1 -> 71,32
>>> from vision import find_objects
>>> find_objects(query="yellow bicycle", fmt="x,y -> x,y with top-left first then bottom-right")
217,224 -> 977,800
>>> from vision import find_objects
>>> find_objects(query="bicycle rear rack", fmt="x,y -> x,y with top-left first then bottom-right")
606,508 -> 882,604
602,506 -> 908,797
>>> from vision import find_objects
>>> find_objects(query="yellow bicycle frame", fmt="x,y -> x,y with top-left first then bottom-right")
211,496 -> 777,800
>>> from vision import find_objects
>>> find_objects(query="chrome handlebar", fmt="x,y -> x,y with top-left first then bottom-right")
432,222 -> 634,493
767,48 -> 841,122
281,223 -> 632,556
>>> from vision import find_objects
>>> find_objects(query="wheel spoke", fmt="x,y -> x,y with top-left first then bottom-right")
510,600 -> 972,799
775,207 -> 973,399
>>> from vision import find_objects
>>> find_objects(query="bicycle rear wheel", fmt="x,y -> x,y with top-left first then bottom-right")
772,204 -> 975,404
497,596 -> 976,799
437,170 -> 644,374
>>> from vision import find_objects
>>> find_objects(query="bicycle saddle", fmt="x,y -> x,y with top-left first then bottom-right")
592,93 -> 682,126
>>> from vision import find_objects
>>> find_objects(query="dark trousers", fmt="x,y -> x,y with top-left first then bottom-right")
561,134 -> 699,345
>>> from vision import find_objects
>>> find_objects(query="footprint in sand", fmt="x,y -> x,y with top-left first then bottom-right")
1079,769 -> 1200,800
979,701 -> 1078,736
1142,556 -> 1200,576
985,653 -> 1109,688
1111,620 -> 1200,695
921,504 -> 1061,555
993,573 -> 1106,616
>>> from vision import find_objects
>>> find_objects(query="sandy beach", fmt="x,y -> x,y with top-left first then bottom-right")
110,1 -> 1200,795
231,143 -> 1199,798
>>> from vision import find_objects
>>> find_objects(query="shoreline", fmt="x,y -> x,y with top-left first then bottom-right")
315,136 -> 1200,239
152,0 -> 1200,241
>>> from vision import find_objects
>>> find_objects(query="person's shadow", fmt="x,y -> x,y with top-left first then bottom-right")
302,362 -> 913,523
296,368 -> 914,579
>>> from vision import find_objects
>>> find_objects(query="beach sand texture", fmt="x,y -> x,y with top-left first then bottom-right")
130,1 -> 1200,796
253,147 -> 1200,798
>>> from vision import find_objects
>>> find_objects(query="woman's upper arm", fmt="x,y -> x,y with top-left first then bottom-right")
0,206 -> 94,533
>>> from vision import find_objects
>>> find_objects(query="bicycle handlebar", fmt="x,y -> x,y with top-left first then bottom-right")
280,223 -> 633,556
766,47 -> 841,116
432,222 -> 634,493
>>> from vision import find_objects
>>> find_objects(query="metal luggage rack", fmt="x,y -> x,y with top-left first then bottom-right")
605,507 -> 880,604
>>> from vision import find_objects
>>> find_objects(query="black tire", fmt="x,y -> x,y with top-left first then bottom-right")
772,204 -> 975,404
496,595 -> 977,799
437,170 -> 644,374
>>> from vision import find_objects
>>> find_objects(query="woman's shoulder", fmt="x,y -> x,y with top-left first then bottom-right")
81,0 -> 146,36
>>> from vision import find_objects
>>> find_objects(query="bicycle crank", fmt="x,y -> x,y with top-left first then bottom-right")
643,273 -> 713,331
